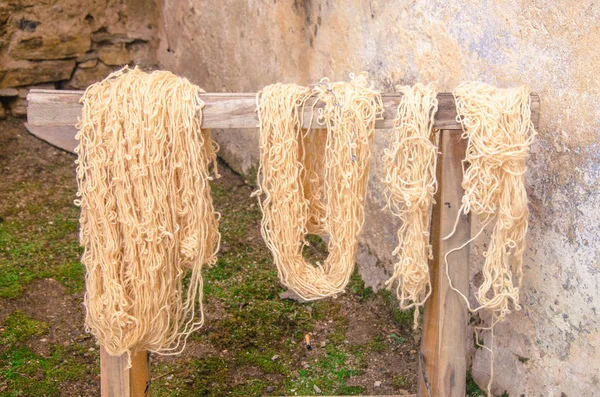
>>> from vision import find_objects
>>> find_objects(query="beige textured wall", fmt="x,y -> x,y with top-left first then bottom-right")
156,1 -> 600,395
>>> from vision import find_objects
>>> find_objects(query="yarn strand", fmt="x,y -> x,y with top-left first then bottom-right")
382,83 -> 439,328
75,67 -> 220,363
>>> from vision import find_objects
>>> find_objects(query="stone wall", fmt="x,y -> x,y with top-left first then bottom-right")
0,0 -> 159,119
156,1 -> 600,396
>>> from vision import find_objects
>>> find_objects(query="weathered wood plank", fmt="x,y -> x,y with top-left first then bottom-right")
100,347 -> 130,397
130,350 -> 150,397
24,123 -> 78,153
418,130 -> 470,397
27,90 -> 84,127
26,89 -> 540,130
100,347 -> 149,397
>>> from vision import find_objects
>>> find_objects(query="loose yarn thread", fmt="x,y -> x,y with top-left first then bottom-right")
75,67 -> 220,363
383,83 -> 439,328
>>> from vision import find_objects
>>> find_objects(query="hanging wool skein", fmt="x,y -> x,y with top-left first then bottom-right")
449,82 -> 536,320
255,75 -> 383,300
446,81 -> 536,393
75,67 -> 220,362
383,83 -> 439,328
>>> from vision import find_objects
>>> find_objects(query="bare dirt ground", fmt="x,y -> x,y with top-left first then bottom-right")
0,118 -> 420,396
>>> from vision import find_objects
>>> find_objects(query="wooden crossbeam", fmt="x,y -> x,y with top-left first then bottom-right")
27,88 -> 540,130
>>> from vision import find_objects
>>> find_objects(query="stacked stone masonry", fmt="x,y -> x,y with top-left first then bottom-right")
0,0 -> 159,118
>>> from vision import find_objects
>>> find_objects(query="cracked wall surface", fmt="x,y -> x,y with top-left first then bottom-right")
131,0 -> 600,394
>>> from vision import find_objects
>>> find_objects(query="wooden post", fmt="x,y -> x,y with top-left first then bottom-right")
418,130 -> 470,397
100,347 -> 150,397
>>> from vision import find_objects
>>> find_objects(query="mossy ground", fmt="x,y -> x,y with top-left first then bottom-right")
0,119 -> 420,396
467,371 -> 485,396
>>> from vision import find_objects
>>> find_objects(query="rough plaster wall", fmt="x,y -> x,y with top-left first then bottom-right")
157,1 -> 600,395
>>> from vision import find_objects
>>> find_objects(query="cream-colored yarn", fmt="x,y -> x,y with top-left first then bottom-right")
255,75 -> 383,300
446,81 -> 536,394
383,83 -> 439,327
448,81 -> 535,320
75,67 -> 220,362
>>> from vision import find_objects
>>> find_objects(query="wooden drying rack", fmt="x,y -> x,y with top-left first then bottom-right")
26,88 -> 540,397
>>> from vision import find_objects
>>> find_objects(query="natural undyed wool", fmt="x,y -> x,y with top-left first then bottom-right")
255,75 -> 383,300
382,83 -> 439,328
447,81 -> 536,393
75,67 -> 220,362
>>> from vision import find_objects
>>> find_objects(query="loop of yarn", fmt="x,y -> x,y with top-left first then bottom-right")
255,75 -> 383,300
76,67 -> 220,363
382,83 -> 439,328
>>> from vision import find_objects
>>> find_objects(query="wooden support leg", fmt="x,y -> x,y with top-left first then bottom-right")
101,347 -> 150,397
418,130 -> 470,397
